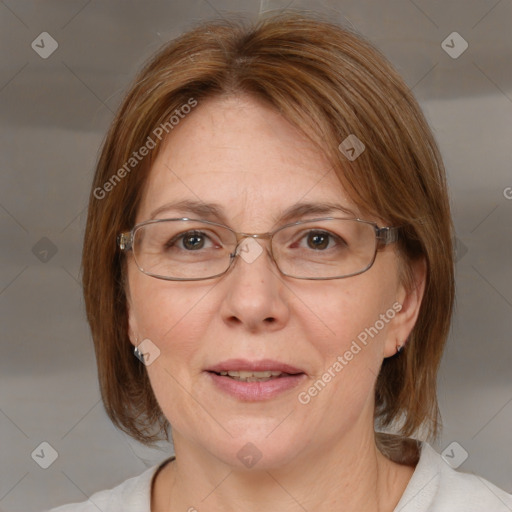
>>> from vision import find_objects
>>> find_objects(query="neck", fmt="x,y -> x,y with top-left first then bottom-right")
152,429 -> 416,512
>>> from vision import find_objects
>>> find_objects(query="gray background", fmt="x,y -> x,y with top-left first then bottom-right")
1,1 -> 511,511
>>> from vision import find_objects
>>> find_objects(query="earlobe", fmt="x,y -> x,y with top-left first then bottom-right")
384,257 -> 427,358
128,320 -> 139,348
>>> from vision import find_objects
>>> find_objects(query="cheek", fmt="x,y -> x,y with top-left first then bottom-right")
293,274 -> 399,413
292,282 -> 396,425
128,269 -> 215,361
295,275 -> 397,358
128,276 -> 218,426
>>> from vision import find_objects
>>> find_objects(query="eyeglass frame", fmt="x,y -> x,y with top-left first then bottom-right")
117,216 -> 401,281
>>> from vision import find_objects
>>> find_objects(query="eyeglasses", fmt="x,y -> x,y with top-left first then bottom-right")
117,217 -> 400,281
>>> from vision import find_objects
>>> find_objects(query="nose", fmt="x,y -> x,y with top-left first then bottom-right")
219,238 -> 291,333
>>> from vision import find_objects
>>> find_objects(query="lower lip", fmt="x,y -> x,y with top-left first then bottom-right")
207,372 -> 306,401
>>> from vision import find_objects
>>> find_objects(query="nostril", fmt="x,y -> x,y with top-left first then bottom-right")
264,317 -> 276,323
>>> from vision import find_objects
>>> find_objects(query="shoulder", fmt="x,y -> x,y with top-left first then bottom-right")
43,458 -> 174,512
395,442 -> 512,511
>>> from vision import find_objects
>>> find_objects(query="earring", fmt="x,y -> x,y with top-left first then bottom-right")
133,337 -> 144,363
396,343 -> 405,354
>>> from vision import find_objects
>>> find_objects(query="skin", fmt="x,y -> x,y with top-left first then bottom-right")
126,94 -> 426,511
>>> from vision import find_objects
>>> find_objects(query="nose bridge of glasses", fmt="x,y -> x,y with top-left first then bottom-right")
232,231 -> 274,260
235,231 -> 273,243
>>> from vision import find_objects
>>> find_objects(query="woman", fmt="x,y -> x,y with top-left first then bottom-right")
46,12 -> 512,512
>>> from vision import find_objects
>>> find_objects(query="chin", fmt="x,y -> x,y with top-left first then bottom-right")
207,427 -> 305,471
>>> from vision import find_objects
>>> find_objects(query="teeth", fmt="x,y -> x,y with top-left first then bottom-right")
217,370 -> 283,381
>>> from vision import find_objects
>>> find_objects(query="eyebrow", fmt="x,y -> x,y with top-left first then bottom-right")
149,199 -> 356,226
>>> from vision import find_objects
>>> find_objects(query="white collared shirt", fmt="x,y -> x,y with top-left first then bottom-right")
44,442 -> 512,511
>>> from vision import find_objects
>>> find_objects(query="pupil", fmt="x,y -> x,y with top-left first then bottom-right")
308,232 -> 328,250
184,234 -> 204,250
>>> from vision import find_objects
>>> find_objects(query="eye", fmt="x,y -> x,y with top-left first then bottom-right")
182,232 -> 206,250
299,230 -> 345,250
306,231 -> 331,250
167,230 -> 217,251
277,222 -> 352,255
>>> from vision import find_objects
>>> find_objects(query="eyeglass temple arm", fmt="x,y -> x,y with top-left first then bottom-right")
118,232 -> 132,251
376,226 -> 400,246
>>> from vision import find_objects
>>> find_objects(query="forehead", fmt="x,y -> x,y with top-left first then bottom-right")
137,95 -> 358,227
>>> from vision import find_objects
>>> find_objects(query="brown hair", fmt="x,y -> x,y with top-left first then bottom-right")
82,12 -> 454,449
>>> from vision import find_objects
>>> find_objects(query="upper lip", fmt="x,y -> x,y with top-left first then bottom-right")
206,359 -> 305,375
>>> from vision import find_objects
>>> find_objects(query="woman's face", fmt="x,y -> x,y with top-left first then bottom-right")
127,95 -> 422,468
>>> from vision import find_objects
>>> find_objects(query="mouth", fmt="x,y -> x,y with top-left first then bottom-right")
210,370 -> 300,382
205,359 -> 306,400
206,359 -> 305,378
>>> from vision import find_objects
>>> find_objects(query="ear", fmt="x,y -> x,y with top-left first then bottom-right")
383,257 -> 427,358
125,284 -> 139,348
